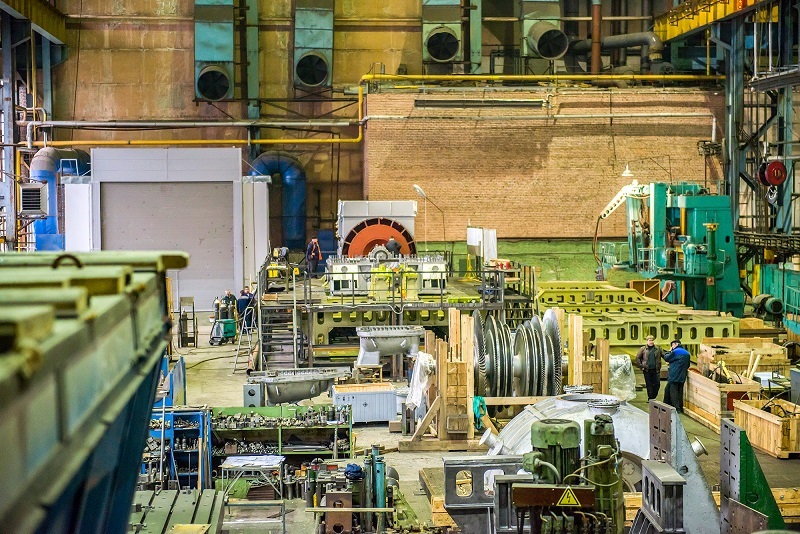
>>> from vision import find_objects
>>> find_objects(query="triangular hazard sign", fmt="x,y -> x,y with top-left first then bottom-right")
556,486 -> 581,507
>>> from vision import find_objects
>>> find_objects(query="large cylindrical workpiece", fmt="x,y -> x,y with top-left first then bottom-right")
527,21 -> 569,60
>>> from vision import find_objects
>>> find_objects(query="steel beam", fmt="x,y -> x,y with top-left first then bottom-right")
0,0 -> 65,44
1,12 -> 14,250
724,17 -> 746,225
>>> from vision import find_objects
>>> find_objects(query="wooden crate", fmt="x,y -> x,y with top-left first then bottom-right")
698,337 -> 790,378
734,399 -> 800,458
684,370 -> 761,432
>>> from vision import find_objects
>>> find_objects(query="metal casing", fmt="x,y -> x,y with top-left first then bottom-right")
294,0 -> 334,88
422,0 -> 462,63
332,384 -> 398,423
336,200 -> 417,256
194,0 -> 235,100
519,0 -> 565,58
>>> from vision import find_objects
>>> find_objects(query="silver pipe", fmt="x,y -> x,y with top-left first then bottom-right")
24,119 -> 358,148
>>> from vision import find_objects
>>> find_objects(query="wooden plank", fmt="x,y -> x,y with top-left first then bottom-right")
411,397 -> 440,441
388,419 -> 402,433
596,338 -> 610,394
448,308 -> 461,362
398,438 -> 483,452
568,314 -> 583,385
462,313 -> 475,440
437,339 -> 450,440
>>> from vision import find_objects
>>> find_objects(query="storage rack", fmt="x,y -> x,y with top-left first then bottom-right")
210,405 -> 353,472
142,406 -> 212,490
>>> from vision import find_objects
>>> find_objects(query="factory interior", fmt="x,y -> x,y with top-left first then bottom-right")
4,0 -> 800,533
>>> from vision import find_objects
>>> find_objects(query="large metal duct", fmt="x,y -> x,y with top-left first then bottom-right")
29,148 -> 91,251
250,152 -> 306,249
520,0 -> 569,60
482,394 -> 649,490
571,32 -> 665,73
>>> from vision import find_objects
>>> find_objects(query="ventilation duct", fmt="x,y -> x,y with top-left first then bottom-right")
294,0 -> 334,88
29,148 -> 91,251
194,0 -> 235,101
570,32 -> 666,73
250,152 -> 306,249
520,0 -> 569,60
422,0 -> 463,66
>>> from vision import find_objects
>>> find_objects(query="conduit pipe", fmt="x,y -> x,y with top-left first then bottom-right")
29,147 -> 91,250
24,87 -> 363,147
250,152 -> 306,249
591,0 -> 602,74
24,120 -> 358,149
571,32 -> 664,73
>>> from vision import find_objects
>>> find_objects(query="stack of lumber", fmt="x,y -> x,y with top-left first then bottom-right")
399,310 -> 480,452
698,337 -> 790,378
568,314 -> 610,393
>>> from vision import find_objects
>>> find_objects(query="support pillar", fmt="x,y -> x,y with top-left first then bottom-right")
1,12 -> 15,250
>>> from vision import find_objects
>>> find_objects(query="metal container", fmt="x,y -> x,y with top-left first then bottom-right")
332,383 -> 397,423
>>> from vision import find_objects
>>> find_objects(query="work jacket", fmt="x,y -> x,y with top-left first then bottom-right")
635,344 -> 664,372
663,346 -> 691,384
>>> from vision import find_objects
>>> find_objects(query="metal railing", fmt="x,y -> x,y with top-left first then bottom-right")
598,241 -> 630,266
636,246 -> 728,277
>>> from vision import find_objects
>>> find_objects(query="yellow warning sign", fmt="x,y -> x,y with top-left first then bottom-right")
556,487 -> 582,507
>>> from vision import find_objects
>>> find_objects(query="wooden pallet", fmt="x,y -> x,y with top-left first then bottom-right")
734,399 -> 800,459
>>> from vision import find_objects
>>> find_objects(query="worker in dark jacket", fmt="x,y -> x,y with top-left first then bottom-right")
663,339 -> 691,413
306,237 -> 322,278
385,236 -> 401,256
635,335 -> 664,401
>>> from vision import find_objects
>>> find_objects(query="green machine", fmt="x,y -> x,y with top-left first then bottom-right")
600,181 -> 745,317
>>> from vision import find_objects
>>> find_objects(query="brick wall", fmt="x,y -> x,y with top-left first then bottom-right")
364,88 -> 725,240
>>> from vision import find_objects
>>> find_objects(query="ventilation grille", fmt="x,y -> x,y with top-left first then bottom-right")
19,183 -> 47,217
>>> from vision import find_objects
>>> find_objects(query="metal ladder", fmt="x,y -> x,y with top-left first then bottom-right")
232,305 -> 257,373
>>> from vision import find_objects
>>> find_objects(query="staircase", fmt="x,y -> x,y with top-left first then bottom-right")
259,305 -> 303,369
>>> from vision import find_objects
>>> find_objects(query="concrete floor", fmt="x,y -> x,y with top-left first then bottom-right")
180,328 -> 800,531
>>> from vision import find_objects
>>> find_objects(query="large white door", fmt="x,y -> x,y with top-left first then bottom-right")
90,148 -> 245,311
100,181 -> 235,310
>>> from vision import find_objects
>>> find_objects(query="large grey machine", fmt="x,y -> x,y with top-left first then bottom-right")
458,397 -> 787,534
445,415 -> 625,533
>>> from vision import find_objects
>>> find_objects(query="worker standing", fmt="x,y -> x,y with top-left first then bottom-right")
635,335 -> 663,401
662,339 -> 691,413
385,236 -> 401,256
306,237 -> 322,278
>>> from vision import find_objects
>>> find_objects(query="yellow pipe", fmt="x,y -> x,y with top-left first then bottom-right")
359,73 -> 725,83
27,86 -> 363,148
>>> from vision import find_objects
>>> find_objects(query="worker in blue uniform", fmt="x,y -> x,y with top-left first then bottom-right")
662,339 -> 691,413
